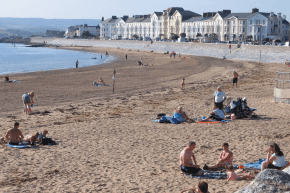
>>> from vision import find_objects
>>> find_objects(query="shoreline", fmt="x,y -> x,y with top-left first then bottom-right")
0,46 -> 290,192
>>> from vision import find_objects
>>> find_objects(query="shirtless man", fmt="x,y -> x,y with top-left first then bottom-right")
203,142 -> 233,170
180,141 -> 204,176
233,71 -> 238,87
6,122 -> 24,145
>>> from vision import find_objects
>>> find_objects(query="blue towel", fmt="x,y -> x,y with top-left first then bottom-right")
184,170 -> 227,179
219,120 -> 231,123
153,115 -> 180,124
7,144 -> 31,148
242,158 -> 266,170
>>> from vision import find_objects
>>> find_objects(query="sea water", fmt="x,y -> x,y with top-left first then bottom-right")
0,43 -> 115,75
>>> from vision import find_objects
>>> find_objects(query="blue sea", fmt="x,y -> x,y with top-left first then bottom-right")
0,43 -> 114,75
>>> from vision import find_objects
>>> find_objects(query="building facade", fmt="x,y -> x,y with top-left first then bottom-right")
100,7 -> 289,42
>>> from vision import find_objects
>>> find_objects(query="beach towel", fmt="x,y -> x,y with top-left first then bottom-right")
243,158 -> 288,170
183,170 -> 227,179
7,144 -> 31,148
153,115 -> 180,124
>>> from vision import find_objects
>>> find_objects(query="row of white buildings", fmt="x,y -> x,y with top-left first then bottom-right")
100,7 -> 289,42
65,24 -> 100,38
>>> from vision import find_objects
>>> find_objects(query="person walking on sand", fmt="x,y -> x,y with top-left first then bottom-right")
181,78 -> 185,90
213,86 -> 227,110
76,60 -> 79,68
5,122 -> 24,145
126,54 -> 128,61
180,141 -> 204,176
203,143 -> 233,170
233,71 -> 238,87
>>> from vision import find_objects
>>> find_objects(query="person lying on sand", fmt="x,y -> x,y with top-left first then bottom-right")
227,165 -> 255,181
24,132 -> 40,146
5,122 -> 24,145
174,106 -> 192,122
98,78 -> 106,86
181,181 -> 209,193
203,143 -> 233,170
180,141 -> 204,176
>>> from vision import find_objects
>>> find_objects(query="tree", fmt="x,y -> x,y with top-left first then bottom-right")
246,35 -> 253,42
82,31 -> 93,38
170,33 -> 179,40
180,33 -> 186,38
132,34 -> 139,39
196,33 -> 202,37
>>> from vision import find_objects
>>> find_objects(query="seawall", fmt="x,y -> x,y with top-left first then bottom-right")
31,37 -> 290,64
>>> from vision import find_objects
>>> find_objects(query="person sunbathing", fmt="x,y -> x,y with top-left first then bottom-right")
25,132 -> 40,146
227,165 -> 254,181
174,106 -> 192,122
181,181 -> 209,193
261,142 -> 286,171
203,143 -> 233,170
5,122 -> 24,145
37,130 -> 48,144
97,78 -> 106,86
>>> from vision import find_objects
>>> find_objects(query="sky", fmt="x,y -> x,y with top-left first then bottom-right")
1,0 -> 290,20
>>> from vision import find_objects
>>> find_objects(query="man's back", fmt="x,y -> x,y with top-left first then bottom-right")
7,128 -> 23,143
180,148 -> 193,165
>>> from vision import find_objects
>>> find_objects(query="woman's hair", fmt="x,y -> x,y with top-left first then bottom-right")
28,91 -> 34,97
271,142 -> 284,157
198,181 -> 208,193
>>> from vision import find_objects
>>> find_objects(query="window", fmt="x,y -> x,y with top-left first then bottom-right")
227,27 -> 229,31
250,20 -> 252,25
225,27 -> 227,32
256,20 -> 258,24
240,21 -> 242,25
243,28 -> 245,32
263,20 -> 265,25
243,21 -> 245,25
233,27 -> 235,33
240,27 -> 242,32
279,21 -> 281,25
227,21 -> 229,25
217,27 -> 219,32
198,28 -> 200,32
258,28 -> 260,32
233,21 -> 235,25
271,21 -> 273,25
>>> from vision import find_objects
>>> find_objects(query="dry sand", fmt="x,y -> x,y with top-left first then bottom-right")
0,46 -> 290,193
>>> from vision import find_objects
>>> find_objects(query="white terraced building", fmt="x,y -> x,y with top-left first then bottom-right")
100,7 -> 289,42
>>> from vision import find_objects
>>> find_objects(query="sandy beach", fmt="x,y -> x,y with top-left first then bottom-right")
0,46 -> 290,193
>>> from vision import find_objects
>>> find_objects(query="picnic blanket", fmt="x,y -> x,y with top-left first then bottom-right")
243,158 -> 288,170
183,170 -> 227,179
153,116 -> 180,124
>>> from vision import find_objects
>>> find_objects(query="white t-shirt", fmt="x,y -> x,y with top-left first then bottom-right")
272,153 -> 286,167
213,91 -> 227,103
213,108 -> 225,119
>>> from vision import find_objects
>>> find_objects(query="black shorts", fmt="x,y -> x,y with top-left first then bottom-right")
267,163 -> 282,170
233,78 -> 238,83
9,142 -> 19,145
181,165 -> 202,174
215,102 -> 223,110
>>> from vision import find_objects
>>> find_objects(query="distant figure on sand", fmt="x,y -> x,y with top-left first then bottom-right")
126,54 -> 128,61
106,51 -> 108,56
227,165 -> 254,181
76,60 -> 79,68
97,78 -> 106,86
233,71 -> 238,87
261,142 -> 286,171
203,143 -> 233,170
6,122 -> 24,145
181,78 -> 185,90
180,141 -> 204,176
213,86 -> 227,110
181,181 -> 209,193
4,75 -> 12,83
179,53 -> 181,58
22,92 -> 34,114
174,106 -> 192,122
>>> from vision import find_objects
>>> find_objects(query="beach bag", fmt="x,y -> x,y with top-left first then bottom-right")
42,138 -> 53,145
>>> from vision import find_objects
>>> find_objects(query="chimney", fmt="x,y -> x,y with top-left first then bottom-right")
277,13 -> 282,18
283,14 -> 286,20
203,12 -> 207,18
112,16 -> 117,19
252,8 -> 259,14
102,17 -> 104,21
223,10 -> 231,14
270,12 -> 274,17
122,15 -> 128,20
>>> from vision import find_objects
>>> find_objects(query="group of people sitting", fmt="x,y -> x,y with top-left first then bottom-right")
180,141 -> 290,183
3,122 -> 53,146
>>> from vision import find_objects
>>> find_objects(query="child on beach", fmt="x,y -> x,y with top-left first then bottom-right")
181,181 -> 209,193
227,165 -> 254,181
181,78 -> 185,90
